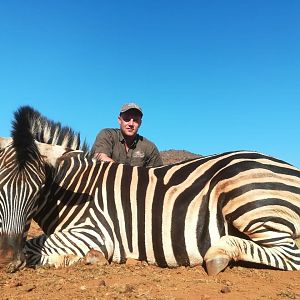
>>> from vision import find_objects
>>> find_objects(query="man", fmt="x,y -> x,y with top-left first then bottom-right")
92,103 -> 163,167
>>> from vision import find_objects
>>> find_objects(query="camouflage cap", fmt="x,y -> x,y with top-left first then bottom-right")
120,103 -> 143,116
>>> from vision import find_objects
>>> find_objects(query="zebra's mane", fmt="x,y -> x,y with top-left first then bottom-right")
11,106 -> 89,167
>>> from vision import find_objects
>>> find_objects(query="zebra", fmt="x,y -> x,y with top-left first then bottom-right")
0,106 -> 84,272
1,106 -> 300,276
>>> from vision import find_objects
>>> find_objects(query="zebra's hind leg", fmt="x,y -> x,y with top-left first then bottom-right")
204,234 -> 300,276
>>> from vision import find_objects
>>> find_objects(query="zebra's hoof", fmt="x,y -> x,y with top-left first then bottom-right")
205,256 -> 229,276
85,249 -> 108,266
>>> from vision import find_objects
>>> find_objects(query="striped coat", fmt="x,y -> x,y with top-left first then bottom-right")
26,149 -> 300,275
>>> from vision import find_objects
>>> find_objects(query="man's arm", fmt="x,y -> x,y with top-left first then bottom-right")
92,129 -> 115,162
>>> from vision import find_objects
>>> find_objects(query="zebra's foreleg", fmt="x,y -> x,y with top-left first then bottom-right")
25,229 -> 114,268
25,234 -> 47,267
204,234 -> 300,275
25,234 -> 86,267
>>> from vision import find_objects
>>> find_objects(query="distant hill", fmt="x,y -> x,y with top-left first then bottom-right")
160,149 -> 202,165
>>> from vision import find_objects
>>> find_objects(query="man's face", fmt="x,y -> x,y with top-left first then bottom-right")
118,110 -> 142,138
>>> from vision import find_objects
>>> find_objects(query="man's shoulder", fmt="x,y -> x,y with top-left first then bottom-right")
95,128 -> 122,143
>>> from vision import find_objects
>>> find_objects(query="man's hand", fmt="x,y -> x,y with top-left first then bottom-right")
94,152 -> 115,162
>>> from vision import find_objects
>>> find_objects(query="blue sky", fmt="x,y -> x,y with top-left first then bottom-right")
1,1 -> 299,167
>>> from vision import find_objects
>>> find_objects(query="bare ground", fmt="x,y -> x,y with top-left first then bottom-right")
1,151 -> 300,299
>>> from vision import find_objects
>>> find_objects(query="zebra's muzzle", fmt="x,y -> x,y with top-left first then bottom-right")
0,234 -> 26,272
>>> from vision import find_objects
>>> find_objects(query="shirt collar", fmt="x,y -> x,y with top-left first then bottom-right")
118,130 -> 139,148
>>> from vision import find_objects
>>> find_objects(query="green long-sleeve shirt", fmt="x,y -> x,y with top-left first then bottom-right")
91,128 -> 163,167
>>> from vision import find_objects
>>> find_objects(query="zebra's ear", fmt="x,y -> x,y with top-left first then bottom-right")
0,137 -> 13,149
36,141 -> 68,167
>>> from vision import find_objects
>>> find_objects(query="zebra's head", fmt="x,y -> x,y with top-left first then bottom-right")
0,106 -> 84,272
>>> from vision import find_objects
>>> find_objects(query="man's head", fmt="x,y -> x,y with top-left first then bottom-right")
118,103 -> 143,139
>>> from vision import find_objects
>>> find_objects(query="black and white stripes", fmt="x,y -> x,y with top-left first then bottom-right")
25,149 -> 300,275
